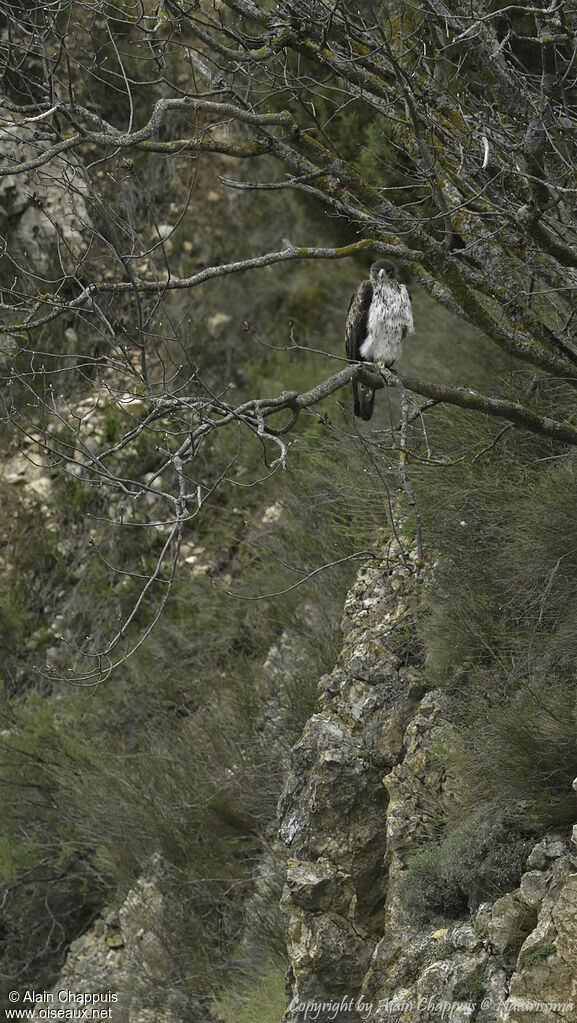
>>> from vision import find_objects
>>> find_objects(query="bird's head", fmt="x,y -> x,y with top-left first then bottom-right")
369,259 -> 398,283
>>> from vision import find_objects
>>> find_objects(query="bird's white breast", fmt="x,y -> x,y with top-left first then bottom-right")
359,280 -> 414,364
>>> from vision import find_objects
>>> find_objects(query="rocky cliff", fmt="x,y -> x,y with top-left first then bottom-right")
279,539 -> 577,1023
39,535 -> 577,1023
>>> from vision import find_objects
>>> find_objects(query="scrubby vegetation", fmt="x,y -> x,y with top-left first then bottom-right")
3,0 -> 577,1011
401,405 -> 577,919
0,356 -> 395,1004
4,176 -> 577,1010
401,810 -> 534,922
7,264 -> 577,999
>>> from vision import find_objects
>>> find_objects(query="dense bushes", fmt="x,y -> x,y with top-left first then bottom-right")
401,810 -> 534,922
417,432 -> 577,823
401,405 -> 577,920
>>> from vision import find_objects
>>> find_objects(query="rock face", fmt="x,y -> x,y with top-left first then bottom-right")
32,865 -> 204,1023
279,539 -> 425,1021
0,117 -> 90,274
278,540 -> 577,1023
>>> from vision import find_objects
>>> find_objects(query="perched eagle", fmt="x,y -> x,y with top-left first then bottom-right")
345,260 -> 414,420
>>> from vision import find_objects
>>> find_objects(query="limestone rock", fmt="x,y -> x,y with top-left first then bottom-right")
500,854 -> 577,1023
526,835 -> 567,870
34,865 -> 203,1022
0,118 -> 90,274
279,539 -> 577,1023
280,541 -> 425,1020
488,893 -> 536,956
518,870 -> 548,910
207,312 -> 232,335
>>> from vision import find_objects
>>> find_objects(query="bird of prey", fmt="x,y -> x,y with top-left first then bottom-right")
345,260 -> 414,420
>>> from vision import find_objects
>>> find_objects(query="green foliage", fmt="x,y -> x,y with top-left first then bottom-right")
214,960 -> 287,1023
0,693 -> 105,999
0,598 -> 34,675
401,810 -> 534,923
410,401 -> 577,826
6,5 -> 575,1000
449,677 -> 577,828
415,398 -> 577,674
400,389 -> 577,923
0,73 -> 415,998
103,402 -> 122,443
0,414 -> 393,1000
0,485 -> 68,692
521,944 -> 557,971
53,474 -> 100,523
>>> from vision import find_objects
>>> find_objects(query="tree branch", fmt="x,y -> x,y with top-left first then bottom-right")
257,363 -> 577,448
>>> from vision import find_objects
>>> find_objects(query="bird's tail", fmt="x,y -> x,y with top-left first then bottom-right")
352,379 -> 375,421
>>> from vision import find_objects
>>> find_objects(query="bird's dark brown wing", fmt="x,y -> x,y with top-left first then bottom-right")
345,278 -> 375,420
345,279 -> 373,361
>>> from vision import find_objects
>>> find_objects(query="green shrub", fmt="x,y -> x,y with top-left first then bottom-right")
449,677 -> 577,828
0,411 -> 398,1001
0,693 -> 105,1000
411,402 -> 577,828
401,810 -> 534,922
403,418 -> 577,922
